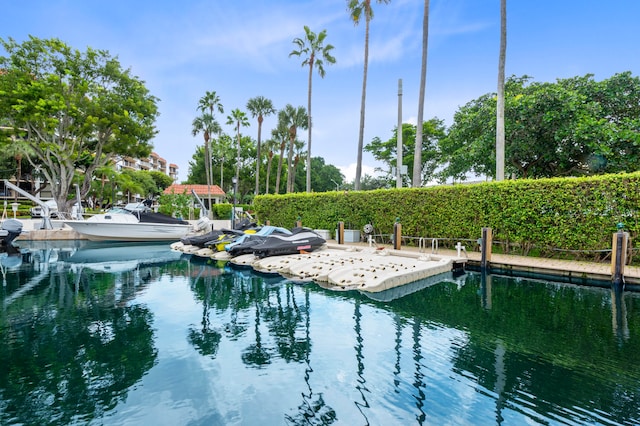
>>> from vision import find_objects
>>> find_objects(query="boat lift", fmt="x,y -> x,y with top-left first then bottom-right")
3,179 -> 54,230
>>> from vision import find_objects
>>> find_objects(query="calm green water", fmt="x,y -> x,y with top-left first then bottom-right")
1,241 -> 639,426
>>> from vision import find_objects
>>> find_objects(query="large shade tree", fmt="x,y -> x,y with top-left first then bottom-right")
439,73 -> 640,181
366,119 -> 445,185
0,36 -> 158,214
290,26 -> 336,193
246,96 -> 275,196
347,0 -> 390,190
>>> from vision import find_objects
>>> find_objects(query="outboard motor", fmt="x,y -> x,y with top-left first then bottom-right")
1,219 -> 23,250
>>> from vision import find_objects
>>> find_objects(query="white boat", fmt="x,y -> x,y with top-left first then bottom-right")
64,204 -> 199,242
66,241 -> 184,272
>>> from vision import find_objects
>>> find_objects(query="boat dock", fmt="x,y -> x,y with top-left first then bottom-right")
13,219 -> 640,288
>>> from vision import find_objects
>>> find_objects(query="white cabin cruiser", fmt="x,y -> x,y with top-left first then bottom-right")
64,203 -> 198,242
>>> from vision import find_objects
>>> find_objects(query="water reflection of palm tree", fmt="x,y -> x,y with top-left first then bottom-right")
353,299 -> 371,423
263,283 -> 307,361
393,314 -> 403,392
411,319 -> 427,423
241,300 -> 271,367
187,266 -> 222,357
285,286 -> 337,425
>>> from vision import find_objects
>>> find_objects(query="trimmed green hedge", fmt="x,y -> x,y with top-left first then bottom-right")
253,172 -> 640,259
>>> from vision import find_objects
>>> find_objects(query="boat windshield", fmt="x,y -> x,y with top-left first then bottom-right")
105,207 -> 136,215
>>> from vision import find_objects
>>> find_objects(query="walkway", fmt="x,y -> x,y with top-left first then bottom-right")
335,239 -> 640,287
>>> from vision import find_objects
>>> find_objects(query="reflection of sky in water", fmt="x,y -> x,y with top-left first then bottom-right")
98,273 -> 489,425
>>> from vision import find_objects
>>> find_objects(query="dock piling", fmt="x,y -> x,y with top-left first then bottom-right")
611,228 -> 628,288
393,218 -> 402,250
480,227 -> 493,270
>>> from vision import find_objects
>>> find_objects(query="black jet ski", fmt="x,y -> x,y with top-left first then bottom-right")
252,229 -> 326,259
180,229 -> 226,247
226,225 -> 292,257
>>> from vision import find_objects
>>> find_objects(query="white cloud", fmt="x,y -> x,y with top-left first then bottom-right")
338,163 -> 380,183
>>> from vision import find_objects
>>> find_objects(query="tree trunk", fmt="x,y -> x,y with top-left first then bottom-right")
255,116 -> 263,195
306,59 -> 313,193
412,0 -> 430,187
287,129 -> 296,193
265,152 -> 273,194
496,0 -> 507,181
354,16 -> 370,191
276,141 -> 285,194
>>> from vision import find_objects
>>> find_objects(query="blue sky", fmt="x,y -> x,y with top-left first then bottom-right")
2,0 -> 639,182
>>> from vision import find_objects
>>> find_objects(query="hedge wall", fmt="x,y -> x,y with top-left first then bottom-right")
252,172 -> 640,259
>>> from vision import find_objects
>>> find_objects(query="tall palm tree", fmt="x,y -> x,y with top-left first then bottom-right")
278,104 -> 308,193
246,96 -> 276,195
196,91 -> 224,212
192,113 -> 221,211
226,109 -> 250,205
496,0 -> 507,181
348,0 -> 391,190
272,119 -> 289,194
412,0 -> 430,187
290,26 -> 336,193
263,137 -> 278,195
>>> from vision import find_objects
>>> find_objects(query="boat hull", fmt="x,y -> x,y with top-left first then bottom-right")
65,220 -> 192,242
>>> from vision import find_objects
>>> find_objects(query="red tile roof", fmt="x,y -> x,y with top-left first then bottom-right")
164,184 -> 226,196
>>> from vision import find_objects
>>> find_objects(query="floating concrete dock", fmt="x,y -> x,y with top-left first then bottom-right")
14,219 -> 640,288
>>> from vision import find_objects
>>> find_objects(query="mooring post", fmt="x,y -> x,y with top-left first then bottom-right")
337,221 -> 345,245
480,227 -> 493,271
611,223 -> 628,288
296,216 -> 302,228
393,218 -> 402,250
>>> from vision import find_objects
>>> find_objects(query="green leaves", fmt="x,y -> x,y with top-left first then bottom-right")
254,172 -> 640,259
442,73 -> 640,180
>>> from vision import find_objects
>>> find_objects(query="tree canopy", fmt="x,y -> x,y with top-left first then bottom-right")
439,72 -> 640,181
365,119 -> 446,186
0,36 -> 159,212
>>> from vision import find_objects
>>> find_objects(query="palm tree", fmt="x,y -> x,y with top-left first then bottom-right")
196,91 -> 224,213
290,26 -> 336,193
496,0 -> 507,181
226,109 -> 250,206
348,0 -> 391,190
278,104 -> 308,193
272,119 -> 289,194
263,137 -> 278,195
246,96 -> 276,195
192,113 -> 221,211
412,0 -> 430,187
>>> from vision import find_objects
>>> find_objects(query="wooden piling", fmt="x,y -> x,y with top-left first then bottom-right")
480,227 -> 493,270
337,221 -> 345,244
611,230 -> 628,288
393,220 -> 402,250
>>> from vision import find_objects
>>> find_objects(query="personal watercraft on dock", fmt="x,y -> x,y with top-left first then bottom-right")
252,229 -> 327,258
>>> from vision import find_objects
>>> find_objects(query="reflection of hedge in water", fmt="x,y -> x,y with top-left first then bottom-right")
0,272 -> 157,426
254,172 -> 640,260
326,273 -> 640,425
